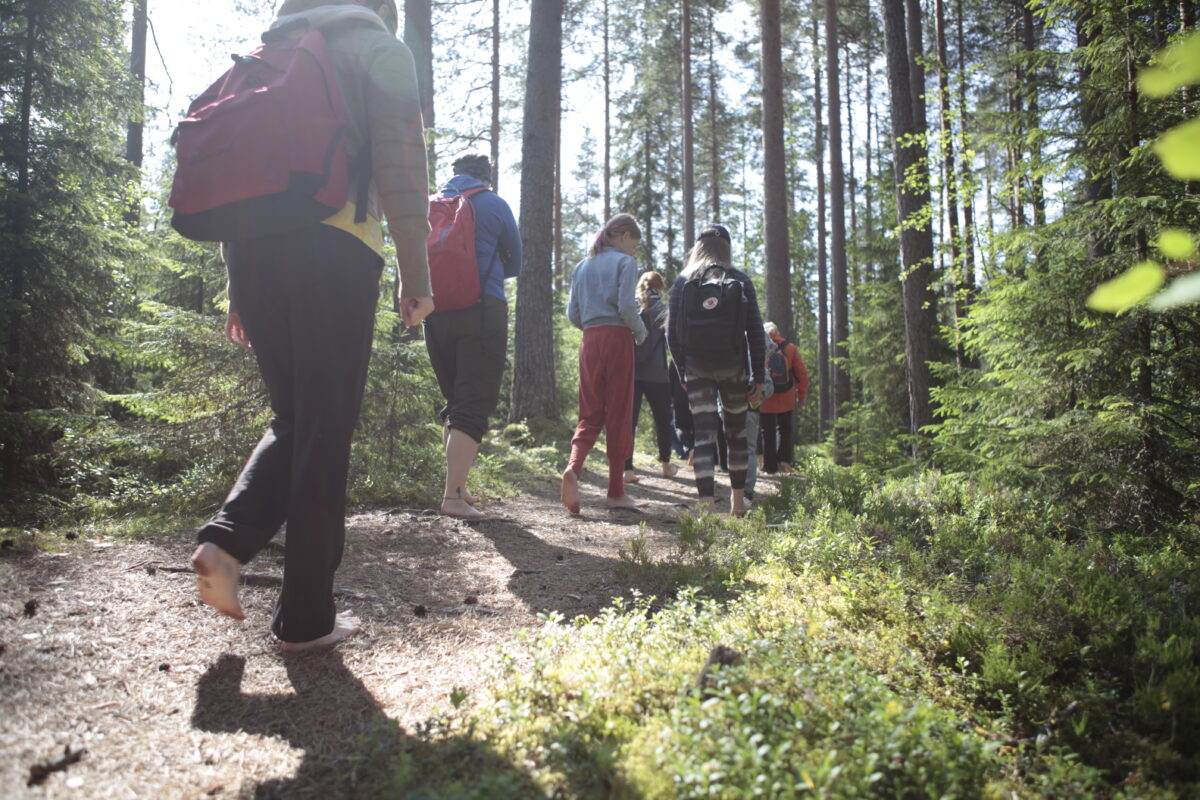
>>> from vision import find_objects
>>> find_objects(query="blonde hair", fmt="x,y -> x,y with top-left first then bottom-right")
589,213 -> 642,257
636,270 -> 665,308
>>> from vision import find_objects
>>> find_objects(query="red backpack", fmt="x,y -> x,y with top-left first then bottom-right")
168,20 -> 355,242
426,187 -> 492,312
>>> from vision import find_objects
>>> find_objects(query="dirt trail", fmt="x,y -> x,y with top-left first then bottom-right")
0,461 -> 747,798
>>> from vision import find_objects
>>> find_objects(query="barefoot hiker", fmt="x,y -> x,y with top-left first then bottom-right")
423,154 -> 522,520
623,271 -> 681,486
185,0 -> 433,650
561,214 -> 649,514
667,225 -> 767,517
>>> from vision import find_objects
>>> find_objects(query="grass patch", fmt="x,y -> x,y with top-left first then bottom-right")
392,461 -> 1199,798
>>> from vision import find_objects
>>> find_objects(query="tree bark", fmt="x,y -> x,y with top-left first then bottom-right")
934,0 -> 964,366
812,18 -> 831,438
4,3 -> 39,490
490,0 -> 501,189
1022,1 -> 1045,227
827,0 -> 851,463
681,0 -> 696,245
883,0 -> 937,456
955,0 -> 977,364
404,0 -> 434,173
123,0 -> 148,226
510,0 -> 563,421
707,13 -> 721,220
762,0 -> 792,342
603,0 -> 611,220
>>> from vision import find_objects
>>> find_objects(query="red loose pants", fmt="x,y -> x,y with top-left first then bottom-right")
567,325 -> 635,498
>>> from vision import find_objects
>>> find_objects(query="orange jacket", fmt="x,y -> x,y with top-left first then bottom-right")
760,332 -> 809,414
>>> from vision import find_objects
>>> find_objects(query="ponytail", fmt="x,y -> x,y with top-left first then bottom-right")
588,213 -> 642,257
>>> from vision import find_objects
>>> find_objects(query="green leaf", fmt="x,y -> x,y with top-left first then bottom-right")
1153,117 -> 1200,179
1148,271 -> 1200,310
1155,228 -> 1198,260
1138,31 -> 1200,97
1086,261 -> 1166,314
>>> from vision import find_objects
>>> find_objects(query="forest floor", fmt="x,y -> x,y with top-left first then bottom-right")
0,455 -> 757,799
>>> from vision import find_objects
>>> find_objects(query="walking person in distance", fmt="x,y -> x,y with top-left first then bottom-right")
623,270 -> 680,485
561,214 -> 648,514
424,154 -> 522,520
760,321 -> 809,474
667,224 -> 767,517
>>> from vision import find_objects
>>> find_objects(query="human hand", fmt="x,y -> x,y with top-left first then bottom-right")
226,311 -> 252,351
400,296 -> 435,327
747,382 -> 764,406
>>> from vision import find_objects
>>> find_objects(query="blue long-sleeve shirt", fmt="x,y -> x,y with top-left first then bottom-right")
567,246 -> 648,344
436,174 -> 522,301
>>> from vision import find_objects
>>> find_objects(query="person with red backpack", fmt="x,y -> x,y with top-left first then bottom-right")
185,0 -> 432,652
760,321 -> 809,474
423,154 -> 522,520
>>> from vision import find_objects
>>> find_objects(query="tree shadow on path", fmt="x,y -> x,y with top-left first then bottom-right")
191,651 -> 544,798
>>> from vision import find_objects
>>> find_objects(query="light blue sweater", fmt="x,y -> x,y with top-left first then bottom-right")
566,246 -> 648,344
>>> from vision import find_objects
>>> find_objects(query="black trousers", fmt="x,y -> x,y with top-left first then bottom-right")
669,366 -> 693,452
424,295 -> 508,443
761,409 -> 795,473
197,225 -> 382,643
624,379 -> 674,470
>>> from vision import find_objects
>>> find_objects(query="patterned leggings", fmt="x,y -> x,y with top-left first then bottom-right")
687,374 -> 749,496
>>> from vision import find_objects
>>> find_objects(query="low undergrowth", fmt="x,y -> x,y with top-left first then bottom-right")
377,461 -> 1199,798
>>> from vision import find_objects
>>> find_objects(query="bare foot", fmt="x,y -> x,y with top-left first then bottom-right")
191,543 -> 246,621
730,489 -> 746,517
660,462 -> 679,478
463,490 -> 480,506
560,469 -> 581,515
441,497 -> 487,520
605,495 -> 648,511
778,462 -> 794,473
623,469 -> 640,484
280,611 -> 361,653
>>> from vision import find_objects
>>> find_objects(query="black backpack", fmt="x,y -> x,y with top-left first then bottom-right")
767,340 -> 794,392
680,265 -> 747,373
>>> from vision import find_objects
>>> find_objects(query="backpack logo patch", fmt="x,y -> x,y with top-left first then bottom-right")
702,297 -> 719,310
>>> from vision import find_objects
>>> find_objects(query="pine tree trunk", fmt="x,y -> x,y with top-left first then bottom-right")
827,0 -> 851,464
762,0 -> 792,342
955,0 -> 978,364
123,0 -> 148,226
1023,1 -> 1045,227
510,0 -> 563,422
603,0 -> 611,220
812,18 -> 831,438
934,0 -> 964,366
883,0 -> 937,456
4,3 -> 40,490
404,0 -> 435,143
681,0 -> 696,246
708,15 -> 721,220
491,0 -> 501,189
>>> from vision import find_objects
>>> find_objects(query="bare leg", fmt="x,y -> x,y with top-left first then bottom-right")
191,543 -> 246,620
441,428 -> 484,519
280,611 -> 361,652
443,424 -> 479,505
560,468 -> 581,515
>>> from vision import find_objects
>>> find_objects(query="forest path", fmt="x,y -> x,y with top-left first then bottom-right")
0,456 -> 756,798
